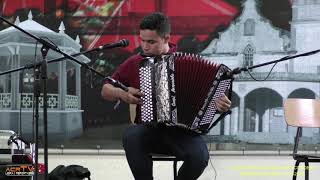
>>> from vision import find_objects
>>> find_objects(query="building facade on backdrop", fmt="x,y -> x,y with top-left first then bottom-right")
202,0 -> 320,144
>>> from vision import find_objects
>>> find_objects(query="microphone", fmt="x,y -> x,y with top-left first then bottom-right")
98,39 -> 129,50
7,133 -> 29,150
225,67 -> 248,78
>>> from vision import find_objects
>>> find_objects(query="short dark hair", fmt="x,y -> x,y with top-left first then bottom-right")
139,12 -> 171,38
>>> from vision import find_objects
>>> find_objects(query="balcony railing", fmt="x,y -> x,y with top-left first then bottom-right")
0,93 -> 11,109
0,93 -> 79,110
236,72 -> 320,81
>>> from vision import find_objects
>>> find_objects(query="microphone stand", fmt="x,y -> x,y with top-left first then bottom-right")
0,15 -> 53,180
0,15 -> 126,180
230,49 -> 320,75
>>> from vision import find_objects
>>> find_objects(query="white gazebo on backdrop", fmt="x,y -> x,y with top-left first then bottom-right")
0,11 -> 90,141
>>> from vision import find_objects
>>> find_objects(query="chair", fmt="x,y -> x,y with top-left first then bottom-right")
283,98 -> 320,180
129,104 -> 180,180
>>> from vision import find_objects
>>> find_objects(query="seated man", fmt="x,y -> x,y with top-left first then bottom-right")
101,12 -> 231,180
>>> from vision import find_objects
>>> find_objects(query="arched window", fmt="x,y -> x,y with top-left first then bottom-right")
244,19 -> 255,36
243,44 -> 254,67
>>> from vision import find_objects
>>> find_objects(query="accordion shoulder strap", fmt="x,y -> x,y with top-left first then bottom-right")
207,110 -> 232,133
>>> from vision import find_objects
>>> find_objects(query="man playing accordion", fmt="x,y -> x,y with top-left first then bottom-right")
101,12 -> 231,180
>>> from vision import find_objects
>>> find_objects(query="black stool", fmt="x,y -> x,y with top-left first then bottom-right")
150,154 -> 180,180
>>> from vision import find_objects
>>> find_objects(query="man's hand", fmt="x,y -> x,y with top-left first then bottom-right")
120,87 -> 143,105
101,83 -> 143,105
216,95 -> 231,112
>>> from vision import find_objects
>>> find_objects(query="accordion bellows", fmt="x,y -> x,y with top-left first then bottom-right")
139,53 -> 232,134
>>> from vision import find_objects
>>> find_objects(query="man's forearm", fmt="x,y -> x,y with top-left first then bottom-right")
101,83 -> 125,102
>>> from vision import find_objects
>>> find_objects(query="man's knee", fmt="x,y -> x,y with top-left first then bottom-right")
186,149 -> 209,169
196,151 -> 209,168
177,150 -> 209,180
122,125 -> 147,150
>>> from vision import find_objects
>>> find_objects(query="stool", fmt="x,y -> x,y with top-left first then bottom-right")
150,154 -> 180,180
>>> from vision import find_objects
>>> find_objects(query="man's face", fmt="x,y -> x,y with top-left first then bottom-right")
139,29 -> 169,56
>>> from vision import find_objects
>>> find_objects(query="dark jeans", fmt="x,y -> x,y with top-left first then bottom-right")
122,124 -> 209,180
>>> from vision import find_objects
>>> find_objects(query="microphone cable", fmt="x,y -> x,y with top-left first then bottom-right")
208,137 -> 217,180
246,62 -> 278,81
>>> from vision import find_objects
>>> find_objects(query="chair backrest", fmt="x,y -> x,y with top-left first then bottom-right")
283,98 -> 320,128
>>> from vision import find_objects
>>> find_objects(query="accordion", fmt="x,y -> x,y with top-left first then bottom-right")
139,53 -> 233,134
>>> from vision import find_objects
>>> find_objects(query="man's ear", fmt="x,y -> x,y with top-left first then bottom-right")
164,34 -> 170,43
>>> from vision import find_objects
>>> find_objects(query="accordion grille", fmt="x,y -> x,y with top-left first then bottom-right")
139,64 -> 154,122
200,79 -> 232,125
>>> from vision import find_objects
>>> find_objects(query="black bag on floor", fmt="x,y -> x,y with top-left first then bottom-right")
49,165 -> 91,180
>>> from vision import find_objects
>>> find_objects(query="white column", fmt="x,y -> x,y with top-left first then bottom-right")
263,109 -> 270,132
239,98 -> 245,131
255,113 -> 259,132
11,48 -> 20,110
231,107 -> 239,135
76,64 -> 81,109
224,115 -> 230,135
59,61 -> 67,110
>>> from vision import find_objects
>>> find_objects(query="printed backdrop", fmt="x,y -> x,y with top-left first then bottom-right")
0,0 -> 297,149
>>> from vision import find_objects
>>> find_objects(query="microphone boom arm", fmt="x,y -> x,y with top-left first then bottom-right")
230,49 -> 320,75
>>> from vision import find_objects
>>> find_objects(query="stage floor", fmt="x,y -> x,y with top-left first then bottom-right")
41,152 -> 320,180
